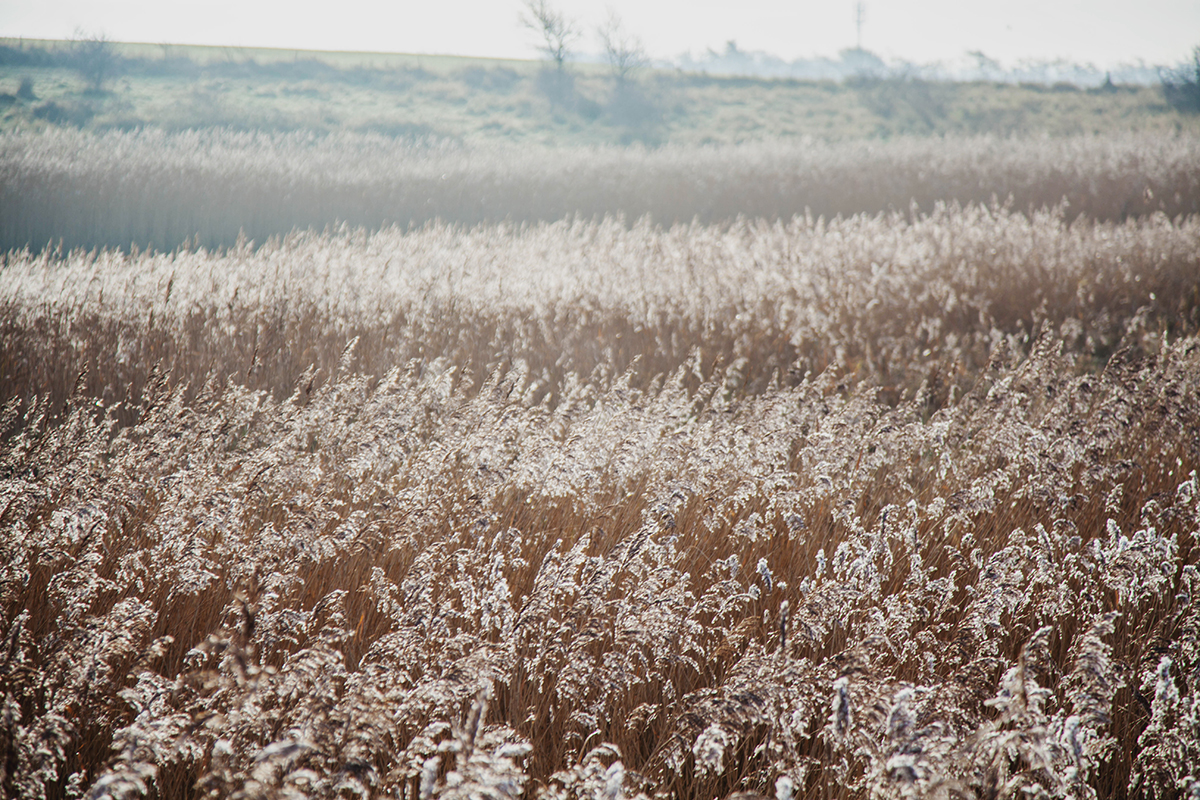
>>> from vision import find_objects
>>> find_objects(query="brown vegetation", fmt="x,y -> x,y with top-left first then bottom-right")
2,129 -> 1199,252
3,179 -> 1200,799
3,121 -> 1200,800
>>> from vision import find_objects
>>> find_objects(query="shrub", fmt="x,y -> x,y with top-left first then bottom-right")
69,32 -> 123,94
31,100 -> 94,127
1161,46 -> 1200,113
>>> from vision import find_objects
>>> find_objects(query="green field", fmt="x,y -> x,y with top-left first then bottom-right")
2,37 -> 1198,146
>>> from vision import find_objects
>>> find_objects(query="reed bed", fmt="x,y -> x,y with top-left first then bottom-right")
2,128 -> 1199,252
3,206 -> 1199,421
2,200 -> 1200,800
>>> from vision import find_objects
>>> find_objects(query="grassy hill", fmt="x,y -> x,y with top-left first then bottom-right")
2,37 -> 1198,146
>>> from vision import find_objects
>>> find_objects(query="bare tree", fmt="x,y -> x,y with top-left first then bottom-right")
1161,46 -> 1200,114
520,0 -> 579,72
597,10 -> 647,86
70,30 -> 120,94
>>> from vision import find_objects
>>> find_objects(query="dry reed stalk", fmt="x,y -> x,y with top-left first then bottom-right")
1,202 -> 1199,800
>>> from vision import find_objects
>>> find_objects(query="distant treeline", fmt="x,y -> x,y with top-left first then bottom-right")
2,128 -> 1198,253
672,42 -> 1170,86
0,37 -> 1175,88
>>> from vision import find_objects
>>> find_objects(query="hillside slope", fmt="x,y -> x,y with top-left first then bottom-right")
2,37 -> 1198,146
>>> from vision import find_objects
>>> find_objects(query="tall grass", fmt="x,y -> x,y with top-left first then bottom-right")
2,128 -> 1199,251
2,200 -> 1199,799
3,204 -> 1198,422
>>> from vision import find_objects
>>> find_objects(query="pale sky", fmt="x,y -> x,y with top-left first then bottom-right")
0,0 -> 1195,69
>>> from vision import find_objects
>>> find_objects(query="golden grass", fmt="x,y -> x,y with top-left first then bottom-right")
2,192 -> 1199,799
3,205 -> 1198,419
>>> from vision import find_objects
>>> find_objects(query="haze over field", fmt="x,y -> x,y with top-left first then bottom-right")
3,0 -> 1197,73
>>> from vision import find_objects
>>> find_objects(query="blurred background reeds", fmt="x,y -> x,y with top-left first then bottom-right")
2,129 -> 1198,252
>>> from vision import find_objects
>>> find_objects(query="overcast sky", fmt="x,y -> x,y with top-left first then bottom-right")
1,0 -> 1195,68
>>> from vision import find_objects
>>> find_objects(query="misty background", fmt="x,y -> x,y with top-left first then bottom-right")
2,0 -> 1196,85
